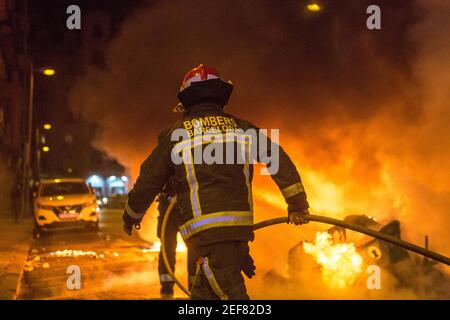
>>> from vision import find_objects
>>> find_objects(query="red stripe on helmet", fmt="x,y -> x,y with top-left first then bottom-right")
182,64 -> 220,87
199,65 -> 207,80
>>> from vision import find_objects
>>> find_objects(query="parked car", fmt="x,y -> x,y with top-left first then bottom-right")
33,178 -> 99,235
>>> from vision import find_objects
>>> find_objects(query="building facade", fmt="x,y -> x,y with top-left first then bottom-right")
29,1 -> 125,179
0,0 -> 29,215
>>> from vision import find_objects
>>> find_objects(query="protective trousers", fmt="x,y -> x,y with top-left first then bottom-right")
190,241 -> 251,300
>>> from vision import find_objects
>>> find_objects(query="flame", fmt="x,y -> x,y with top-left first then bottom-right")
49,249 -> 102,258
145,241 -> 187,253
303,231 -> 363,288
301,171 -> 346,216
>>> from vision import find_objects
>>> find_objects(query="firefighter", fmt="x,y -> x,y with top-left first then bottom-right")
157,179 -> 196,297
123,64 -> 310,300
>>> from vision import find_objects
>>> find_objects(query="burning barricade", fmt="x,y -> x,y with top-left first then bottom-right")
262,215 -> 450,299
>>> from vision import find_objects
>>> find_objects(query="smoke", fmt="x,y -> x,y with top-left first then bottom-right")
70,0 -> 416,177
69,0 -> 450,297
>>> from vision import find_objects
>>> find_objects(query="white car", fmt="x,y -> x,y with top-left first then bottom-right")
34,178 -> 99,234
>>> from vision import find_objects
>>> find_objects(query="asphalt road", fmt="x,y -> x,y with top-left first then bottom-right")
18,208 -> 189,299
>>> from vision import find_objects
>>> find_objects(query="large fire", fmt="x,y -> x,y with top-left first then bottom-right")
303,231 -> 363,289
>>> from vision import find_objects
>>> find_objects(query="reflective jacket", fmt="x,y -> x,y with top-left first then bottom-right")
125,103 -> 309,250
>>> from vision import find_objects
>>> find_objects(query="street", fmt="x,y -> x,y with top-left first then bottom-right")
18,209 -> 189,299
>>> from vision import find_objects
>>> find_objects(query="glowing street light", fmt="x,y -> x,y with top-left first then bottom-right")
43,123 -> 52,130
42,68 -> 56,76
22,62 -> 57,216
306,2 -> 321,12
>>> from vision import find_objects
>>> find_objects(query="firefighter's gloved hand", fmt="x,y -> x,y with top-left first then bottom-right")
288,208 -> 310,225
122,211 -> 141,236
242,254 -> 256,279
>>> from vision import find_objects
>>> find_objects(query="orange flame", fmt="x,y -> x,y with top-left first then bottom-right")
303,231 -> 363,288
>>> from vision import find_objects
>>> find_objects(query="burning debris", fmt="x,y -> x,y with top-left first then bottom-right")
49,250 -> 100,258
23,249 -> 124,273
303,231 -> 363,288
262,215 -> 450,299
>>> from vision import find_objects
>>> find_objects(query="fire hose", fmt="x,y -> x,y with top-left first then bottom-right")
160,196 -> 450,297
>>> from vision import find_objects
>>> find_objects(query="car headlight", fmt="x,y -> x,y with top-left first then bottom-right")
37,203 -> 53,210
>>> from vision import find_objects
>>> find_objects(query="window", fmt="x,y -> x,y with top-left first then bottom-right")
40,182 -> 89,196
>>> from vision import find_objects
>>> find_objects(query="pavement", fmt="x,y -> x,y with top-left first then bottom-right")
0,216 -> 33,300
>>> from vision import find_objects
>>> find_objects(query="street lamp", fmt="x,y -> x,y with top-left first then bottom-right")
42,68 -> 56,76
22,61 -> 56,216
306,2 -> 321,12
42,146 -> 50,152
43,123 -> 52,130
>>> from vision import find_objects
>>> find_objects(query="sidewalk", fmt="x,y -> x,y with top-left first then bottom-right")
0,216 -> 33,300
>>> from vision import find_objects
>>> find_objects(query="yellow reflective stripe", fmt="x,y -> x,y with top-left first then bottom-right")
183,149 -> 202,217
179,138 -> 250,156
202,257 -> 228,300
281,182 -> 304,199
174,132 -> 250,153
178,132 -> 253,219
242,137 -> 253,212
179,211 -> 253,240
125,200 -> 145,219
